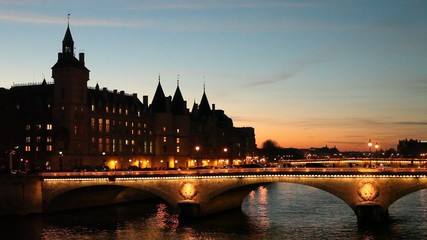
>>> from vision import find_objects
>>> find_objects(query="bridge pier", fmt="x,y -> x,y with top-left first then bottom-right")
177,201 -> 201,219
355,204 -> 389,226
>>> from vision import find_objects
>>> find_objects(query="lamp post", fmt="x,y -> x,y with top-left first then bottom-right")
368,140 -> 372,167
223,147 -> 228,166
195,146 -> 200,167
102,152 -> 106,169
59,151 -> 63,171
375,142 -> 379,166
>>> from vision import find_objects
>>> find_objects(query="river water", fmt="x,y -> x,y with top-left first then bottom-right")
2,183 -> 427,239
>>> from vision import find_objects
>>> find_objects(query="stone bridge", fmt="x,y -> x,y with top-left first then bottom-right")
3,168 -> 427,225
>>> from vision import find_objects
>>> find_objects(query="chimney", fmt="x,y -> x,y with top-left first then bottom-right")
79,52 -> 85,64
212,104 -> 215,111
143,95 -> 148,106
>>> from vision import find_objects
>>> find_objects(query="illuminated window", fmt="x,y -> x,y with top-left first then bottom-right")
125,109 -> 128,115
36,124 -> 42,130
98,118 -> 103,132
125,139 -> 129,145
112,139 -> 116,152
163,127 -> 166,132
163,137 -> 167,143
105,138 -> 110,152
46,145 -> 52,151
138,111 -> 141,116
131,140 -> 135,145
119,108 -> 122,114
98,138 -> 103,152
105,106 -> 109,113
106,119 -> 110,133
91,118 -> 95,131
176,128 -> 180,134
176,138 -> 180,144
25,137 -> 31,143
74,125 -> 78,135
176,146 -> 180,153
26,125 -> 31,131
91,104 -> 95,111
36,136 -> 41,142
46,124 -> 53,130
25,146 -> 31,152
47,136 -> 52,142
149,141 -> 153,153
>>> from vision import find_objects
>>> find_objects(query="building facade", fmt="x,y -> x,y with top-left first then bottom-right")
0,24 -> 256,172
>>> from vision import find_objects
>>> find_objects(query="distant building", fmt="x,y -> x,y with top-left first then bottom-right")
397,139 -> 427,158
0,23 -> 256,171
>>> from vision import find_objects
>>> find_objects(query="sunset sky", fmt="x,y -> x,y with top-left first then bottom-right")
0,0 -> 426,151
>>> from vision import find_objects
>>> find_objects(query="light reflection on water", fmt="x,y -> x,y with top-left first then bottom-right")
2,183 -> 427,239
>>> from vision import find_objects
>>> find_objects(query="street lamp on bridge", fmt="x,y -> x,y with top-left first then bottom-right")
195,146 -> 200,167
368,140 -> 373,167
375,142 -> 379,165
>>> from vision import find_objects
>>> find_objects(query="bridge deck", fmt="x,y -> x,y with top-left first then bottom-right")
40,167 -> 427,180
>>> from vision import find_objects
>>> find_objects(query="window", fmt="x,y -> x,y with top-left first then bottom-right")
106,119 -> 110,133
91,104 -> 95,111
176,146 -> 180,153
163,137 -> 167,143
106,106 -> 109,113
36,136 -> 41,142
176,138 -> 180,144
125,109 -> 128,115
105,138 -> 110,152
163,127 -> 166,132
176,128 -> 180,134
36,124 -> 42,130
26,125 -> 31,131
112,139 -> 116,153
98,118 -> 103,132
47,136 -> 52,142
25,146 -> 31,152
25,137 -> 31,143
91,118 -> 95,131
98,138 -> 103,152
46,145 -> 52,151
46,124 -> 53,130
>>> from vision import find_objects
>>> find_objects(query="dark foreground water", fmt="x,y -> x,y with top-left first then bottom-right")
2,183 -> 427,240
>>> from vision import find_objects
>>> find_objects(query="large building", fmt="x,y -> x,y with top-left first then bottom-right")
0,24 -> 256,172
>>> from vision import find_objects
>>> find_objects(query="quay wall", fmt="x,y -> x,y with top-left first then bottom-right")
0,176 -> 43,215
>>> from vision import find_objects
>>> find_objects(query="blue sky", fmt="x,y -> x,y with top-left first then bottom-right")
0,0 -> 426,151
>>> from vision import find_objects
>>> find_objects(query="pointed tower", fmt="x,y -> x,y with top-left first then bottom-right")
198,84 -> 211,116
150,79 -> 167,113
171,80 -> 186,115
51,20 -> 90,166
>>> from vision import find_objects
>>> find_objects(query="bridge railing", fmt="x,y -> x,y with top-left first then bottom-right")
40,167 -> 427,178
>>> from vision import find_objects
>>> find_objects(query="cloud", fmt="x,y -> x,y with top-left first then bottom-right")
0,11 -> 138,27
243,57 -> 332,88
393,121 -> 427,126
128,1 -> 319,11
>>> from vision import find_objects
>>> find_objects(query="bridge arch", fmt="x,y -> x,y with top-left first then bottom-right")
40,171 -> 427,224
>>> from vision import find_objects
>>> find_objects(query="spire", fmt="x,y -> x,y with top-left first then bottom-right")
62,14 -> 74,56
171,77 -> 186,115
151,81 -> 167,113
198,83 -> 211,116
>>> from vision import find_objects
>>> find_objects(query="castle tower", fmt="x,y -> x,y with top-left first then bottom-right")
51,21 -> 90,169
